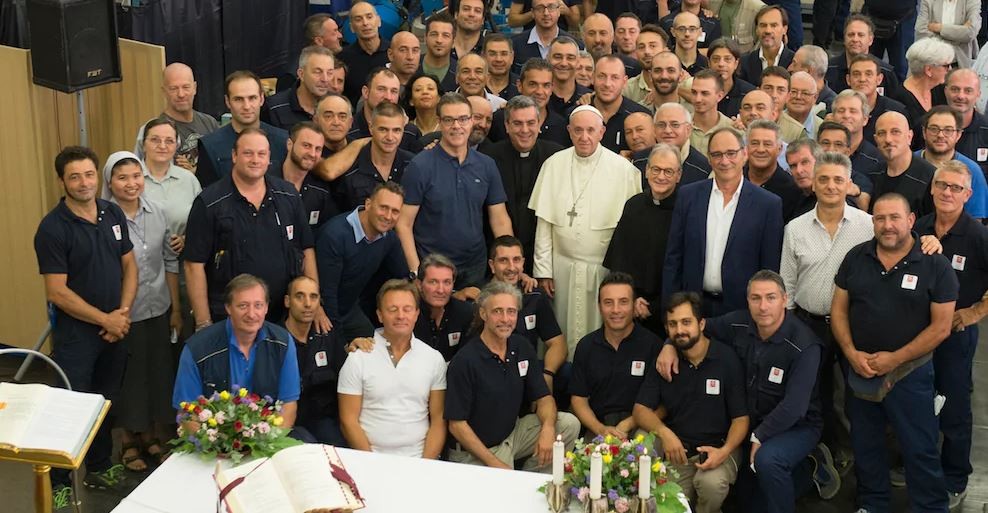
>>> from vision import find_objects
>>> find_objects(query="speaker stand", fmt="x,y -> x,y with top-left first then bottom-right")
76,91 -> 88,147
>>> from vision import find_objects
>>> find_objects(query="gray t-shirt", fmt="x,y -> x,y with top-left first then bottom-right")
134,110 -> 221,169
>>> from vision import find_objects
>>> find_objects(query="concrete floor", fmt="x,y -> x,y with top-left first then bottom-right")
3,319 -> 988,513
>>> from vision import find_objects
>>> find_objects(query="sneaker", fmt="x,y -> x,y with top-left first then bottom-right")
83,463 -> 126,490
889,466 -> 906,487
52,484 -> 73,510
948,489 -> 967,510
809,443 -> 842,500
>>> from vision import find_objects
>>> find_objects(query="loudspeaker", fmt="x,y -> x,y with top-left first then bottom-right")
26,0 -> 121,93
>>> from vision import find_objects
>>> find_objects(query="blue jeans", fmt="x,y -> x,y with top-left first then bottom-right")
934,326 -> 978,493
847,360 -> 947,513
740,425 -> 818,513
302,416 -> 349,447
764,0 -> 803,49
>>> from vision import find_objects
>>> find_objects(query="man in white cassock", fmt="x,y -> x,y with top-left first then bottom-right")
529,105 -> 643,357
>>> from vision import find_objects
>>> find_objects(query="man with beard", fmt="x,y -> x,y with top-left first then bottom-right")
387,32 -> 421,89
623,112 -> 656,156
831,193 -> 957,513
483,95 -> 564,270
622,25 -> 669,107
263,46 -> 336,131
587,55 -> 651,153
706,38 -> 756,119
945,69 -> 988,181
414,254 -> 476,361
583,14 -> 642,77
274,122 -> 338,231
333,102 -> 415,213
422,12 -> 458,92
631,103 -> 710,186
317,182 -> 409,343
688,70 -> 733,158
634,292 -> 748,513
826,15 -> 901,95
570,272 -> 661,438
915,106 -> 988,220
547,36 -> 591,117
642,51 -> 684,112
870,111 -> 936,216
604,144 -> 683,334
738,5 -> 795,86
455,53 -> 507,111
744,120 -> 804,221
348,68 -> 424,153
488,59 -> 571,147
512,0 -> 582,74
484,34 -> 519,100
529,105 -> 642,353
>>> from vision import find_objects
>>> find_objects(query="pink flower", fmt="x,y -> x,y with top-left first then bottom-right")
248,402 -> 259,411
577,487 -> 590,502
214,411 -> 226,424
614,497 -> 630,512
619,469 -> 630,478
257,422 -> 271,435
197,409 -> 213,422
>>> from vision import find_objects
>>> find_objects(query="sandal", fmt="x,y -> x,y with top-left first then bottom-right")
121,443 -> 147,472
145,439 -> 169,467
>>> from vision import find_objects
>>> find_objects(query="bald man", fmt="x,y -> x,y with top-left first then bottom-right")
134,63 -> 220,170
582,14 -> 642,78
870,111 -> 936,216
785,71 -> 820,134
624,112 -> 656,153
388,31 -> 421,87
529,106 -> 642,354
456,53 -> 508,111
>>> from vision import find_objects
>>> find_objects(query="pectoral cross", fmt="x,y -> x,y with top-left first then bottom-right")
567,207 -> 578,227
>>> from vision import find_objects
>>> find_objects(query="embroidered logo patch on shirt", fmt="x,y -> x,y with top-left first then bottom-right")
706,379 -> 721,395
314,350 -> 328,367
525,314 -> 537,330
978,148 -> 988,162
768,367 -> 784,384
518,359 -> 529,377
952,254 -> 967,271
112,224 -> 122,241
448,332 -> 461,347
901,274 -> 918,290
286,225 -> 294,241
631,361 -> 645,376
309,210 -> 320,225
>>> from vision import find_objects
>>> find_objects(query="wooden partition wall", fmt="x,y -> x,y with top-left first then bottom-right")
0,39 -> 165,350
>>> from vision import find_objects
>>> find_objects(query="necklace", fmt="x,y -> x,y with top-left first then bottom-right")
566,149 -> 603,226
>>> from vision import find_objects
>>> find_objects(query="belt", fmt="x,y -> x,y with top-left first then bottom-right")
795,305 -> 830,324
702,290 -> 723,299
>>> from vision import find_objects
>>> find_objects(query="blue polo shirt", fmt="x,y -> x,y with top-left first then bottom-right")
914,150 -> 988,219
401,144 -> 508,268
172,319 -> 301,407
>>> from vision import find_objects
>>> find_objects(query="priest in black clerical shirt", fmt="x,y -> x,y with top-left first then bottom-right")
603,143 -> 681,335
482,95 -> 563,275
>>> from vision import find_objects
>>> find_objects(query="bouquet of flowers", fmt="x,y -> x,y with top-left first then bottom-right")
170,385 -> 301,463
562,433 -> 685,513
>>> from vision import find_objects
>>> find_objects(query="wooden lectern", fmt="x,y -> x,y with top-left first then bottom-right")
0,400 -> 110,513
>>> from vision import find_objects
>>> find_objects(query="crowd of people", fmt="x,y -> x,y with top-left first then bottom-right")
31,0 -> 988,511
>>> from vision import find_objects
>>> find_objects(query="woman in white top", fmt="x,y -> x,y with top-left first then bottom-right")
916,0 -> 982,68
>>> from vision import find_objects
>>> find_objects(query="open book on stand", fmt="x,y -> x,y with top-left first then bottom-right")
215,444 -> 366,513
0,382 -> 109,468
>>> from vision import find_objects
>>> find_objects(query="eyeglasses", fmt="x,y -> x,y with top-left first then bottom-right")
146,136 -> 177,147
673,26 -> 701,34
925,125 -> 958,136
532,4 -> 560,13
654,121 -> 686,130
440,115 -> 472,126
646,166 -> 680,177
933,180 -> 966,193
709,149 -> 742,161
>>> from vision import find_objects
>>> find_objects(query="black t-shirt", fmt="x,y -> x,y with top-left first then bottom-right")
414,297 -> 476,361
867,156 -> 936,216
915,212 -> 988,310
289,328 -> 348,422
338,40 -> 391,104
334,145 -> 415,213
445,334 -> 550,447
635,339 -> 747,453
569,325 -> 662,420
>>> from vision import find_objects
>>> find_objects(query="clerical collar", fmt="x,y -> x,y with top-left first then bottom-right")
519,151 -> 531,158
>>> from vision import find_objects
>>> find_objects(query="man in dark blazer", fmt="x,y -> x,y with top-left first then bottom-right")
662,126 -> 784,317
510,0 -> 582,75
737,5 -> 795,87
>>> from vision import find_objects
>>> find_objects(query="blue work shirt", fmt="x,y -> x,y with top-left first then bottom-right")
914,150 -> 988,219
172,319 -> 301,408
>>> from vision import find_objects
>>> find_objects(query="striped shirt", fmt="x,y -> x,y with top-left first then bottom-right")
781,205 -> 874,315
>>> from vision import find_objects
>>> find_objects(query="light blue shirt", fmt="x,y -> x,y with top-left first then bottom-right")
914,150 -> 988,218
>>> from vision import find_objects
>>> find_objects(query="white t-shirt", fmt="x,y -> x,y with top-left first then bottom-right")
337,329 -> 447,457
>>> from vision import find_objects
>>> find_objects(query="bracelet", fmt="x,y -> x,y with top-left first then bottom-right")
195,320 -> 212,330
543,369 -> 556,377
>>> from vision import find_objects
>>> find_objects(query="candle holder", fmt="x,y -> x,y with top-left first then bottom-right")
583,497 -> 609,513
630,496 -> 657,513
543,481 -> 571,513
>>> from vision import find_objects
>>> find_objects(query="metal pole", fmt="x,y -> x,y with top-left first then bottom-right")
76,91 -> 87,147
12,324 -> 52,382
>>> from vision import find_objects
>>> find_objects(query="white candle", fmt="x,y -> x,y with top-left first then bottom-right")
639,449 -> 651,498
552,434 -> 564,485
589,450 -> 602,499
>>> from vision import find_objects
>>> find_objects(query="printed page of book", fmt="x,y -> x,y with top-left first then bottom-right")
271,444 -> 352,511
16,385 -> 105,458
219,458 -> 295,513
0,382 -> 47,449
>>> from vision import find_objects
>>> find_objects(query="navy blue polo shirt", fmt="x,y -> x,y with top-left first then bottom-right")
183,175 -> 314,320
849,141 -> 881,196
288,326 -> 348,422
270,168 -> 340,231
401,144 -> 508,269
35,198 -> 133,330
414,297 -> 475,361
636,339 -> 747,453
260,84 -> 313,132
916,212 -> 988,310
569,324 -> 662,420
347,111 -> 424,154
514,287 -> 563,351
704,311 -> 823,442
957,111 -> 988,179
338,39 -> 391,104
445,334 -> 550,447
334,144 -> 415,212
719,78 -> 756,119
548,84 -> 592,119
835,234 -> 959,353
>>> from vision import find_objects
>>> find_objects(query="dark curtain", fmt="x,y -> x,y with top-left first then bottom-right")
124,0 -> 307,119
0,0 -> 28,48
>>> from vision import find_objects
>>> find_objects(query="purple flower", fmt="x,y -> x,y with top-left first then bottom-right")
231,384 -> 241,393
626,454 -> 636,462
592,435 -> 604,444
608,489 -> 619,501
636,444 -> 645,453
570,487 -> 580,497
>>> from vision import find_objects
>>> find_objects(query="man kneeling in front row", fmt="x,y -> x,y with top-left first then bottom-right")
445,281 -> 580,470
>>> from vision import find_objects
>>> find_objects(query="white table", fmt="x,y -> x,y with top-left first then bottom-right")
112,448 -> 559,513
